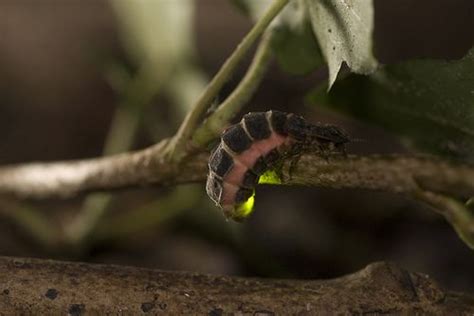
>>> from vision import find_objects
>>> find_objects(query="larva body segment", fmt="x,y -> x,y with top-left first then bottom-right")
206,110 -> 349,221
243,112 -> 271,140
221,124 -> 252,153
208,147 -> 233,178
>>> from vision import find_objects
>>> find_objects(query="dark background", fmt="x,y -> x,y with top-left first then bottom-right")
0,0 -> 473,292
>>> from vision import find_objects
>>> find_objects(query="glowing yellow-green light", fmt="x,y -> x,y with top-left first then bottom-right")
232,193 -> 255,221
258,170 -> 282,185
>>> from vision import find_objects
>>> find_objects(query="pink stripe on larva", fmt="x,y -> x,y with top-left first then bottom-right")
234,146 -> 261,169
223,159 -> 248,186
252,133 -> 287,156
221,182 -> 240,205
234,132 -> 287,168
218,132 -> 288,206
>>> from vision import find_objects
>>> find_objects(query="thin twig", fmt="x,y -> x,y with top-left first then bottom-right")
415,191 -> 474,249
92,185 -> 200,242
192,30 -> 275,146
167,0 -> 290,161
0,199 -> 59,247
66,67 -> 164,245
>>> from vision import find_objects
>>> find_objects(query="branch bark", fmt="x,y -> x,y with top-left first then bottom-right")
0,147 -> 473,200
0,256 -> 472,314
282,154 -> 474,198
0,140 -> 207,199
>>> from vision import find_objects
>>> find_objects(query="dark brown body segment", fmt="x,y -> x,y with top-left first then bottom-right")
222,124 -> 252,154
243,112 -> 271,140
269,110 -> 288,135
235,187 -> 254,203
285,114 -> 308,141
208,145 -> 233,178
242,170 -> 259,188
264,148 -> 281,165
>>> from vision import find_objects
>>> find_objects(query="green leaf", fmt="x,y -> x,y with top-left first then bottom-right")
312,47 -> 474,161
272,1 -> 323,75
305,0 -> 378,89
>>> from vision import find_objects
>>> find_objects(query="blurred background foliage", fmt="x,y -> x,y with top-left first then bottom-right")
0,0 -> 473,293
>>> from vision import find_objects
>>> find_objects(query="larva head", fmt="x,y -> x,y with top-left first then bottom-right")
307,124 -> 350,145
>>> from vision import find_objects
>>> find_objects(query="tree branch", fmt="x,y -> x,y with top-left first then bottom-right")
2,150 -> 474,247
1,150 -> 472,201
65,65 -> 165,245
280,154 -> 474,197
0,140 -> 207,199
0,256 -> 473,314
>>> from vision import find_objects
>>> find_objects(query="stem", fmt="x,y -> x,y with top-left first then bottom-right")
192,30 -> 275,146
168,0 -> 289,160
416,191 -> 474,249
93,185 -> 199,241
0,199 -> 58,247
65,68 -> 162,246
65,107 -> 140,244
